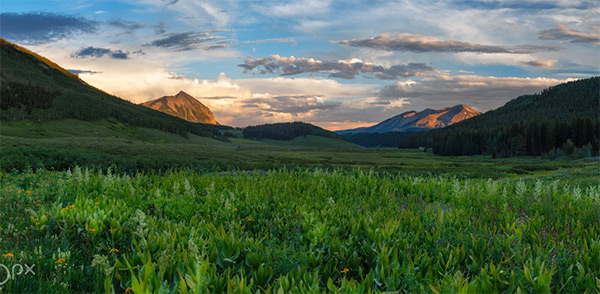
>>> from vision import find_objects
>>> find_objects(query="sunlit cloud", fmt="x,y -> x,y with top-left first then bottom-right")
239,55 -> 445,79
336,33 -> 558,54
539,24 -> 600,45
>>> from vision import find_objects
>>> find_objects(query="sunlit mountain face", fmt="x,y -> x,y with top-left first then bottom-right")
1,0 -> 598,130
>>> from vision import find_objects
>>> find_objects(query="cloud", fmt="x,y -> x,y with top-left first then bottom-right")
107,20 -> 145,33
0,12 -> 98,44
71,46 -> 131,59
243,95 -> 341,114
267,0 -> 331,17
539,24 -> 600,45
522,59 -> 558,68
146,31 -> 236,50
239,55 -> 445,80
336,33 -> 557,54
68,69 -> 102,75
154,20 -> 167,35
378,75 -> 572,110
243,38 -> 297,45
161,0 -> 179,5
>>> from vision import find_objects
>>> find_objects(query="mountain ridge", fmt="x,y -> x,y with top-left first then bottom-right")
337,104 -> 480,134
141,91 -> 219,125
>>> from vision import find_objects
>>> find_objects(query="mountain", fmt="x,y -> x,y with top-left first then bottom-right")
399,77 -> 600,157
141,91 -> 219,125
337,104 -> 480,134
0,38 -> 226,139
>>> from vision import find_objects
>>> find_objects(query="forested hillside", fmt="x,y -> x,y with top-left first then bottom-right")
244,122 -> 347,141
399,77 -> 600,157
0,38 -> 227,139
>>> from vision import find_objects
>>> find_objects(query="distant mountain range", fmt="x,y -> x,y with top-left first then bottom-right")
337,104 -> 480,134
141,91 -> 219,125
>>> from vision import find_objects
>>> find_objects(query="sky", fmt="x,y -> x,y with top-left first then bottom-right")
1,0 -> 599,130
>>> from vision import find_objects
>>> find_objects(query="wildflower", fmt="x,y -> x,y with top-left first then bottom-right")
165,198 -> 170,202
340,268 -> 349,274
88,228 -> 97,232
95,202 -> 99,205
17,190 -> 22,194
233,208 -> 238,211
109,228 -> 117,233
7,185 -> 12,188
69,205 -> 75,209
26,190 -> 32,194
125,287 -> 133,293
35,222 -> 40,226
56,258 -> 66,264
109,249 -> 119,253
245,216 -> 254,221
3,253 -> 14,258
36,200 -> 41,203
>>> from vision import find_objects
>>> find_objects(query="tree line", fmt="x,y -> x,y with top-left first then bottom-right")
243,122 -> 345,140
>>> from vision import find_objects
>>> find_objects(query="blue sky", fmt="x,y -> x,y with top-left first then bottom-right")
1,0 -> 599,129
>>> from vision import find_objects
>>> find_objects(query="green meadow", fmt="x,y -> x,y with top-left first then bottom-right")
1,167 -> 599,293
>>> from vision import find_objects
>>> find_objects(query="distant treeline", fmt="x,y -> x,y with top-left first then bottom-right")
244,122 -> 346,141
400,115 -> 600,158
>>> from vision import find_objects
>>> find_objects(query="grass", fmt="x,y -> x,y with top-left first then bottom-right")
0,168 -> 598,293
1,118 -> 594,179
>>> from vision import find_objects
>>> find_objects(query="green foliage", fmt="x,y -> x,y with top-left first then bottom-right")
1,168 -> 599,293
243,122 -> 347,141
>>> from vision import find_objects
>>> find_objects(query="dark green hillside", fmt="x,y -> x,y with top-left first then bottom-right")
0,38 -> 227,138
399,77 -> 600,157
448,77 -> 599,130
244,121 -> 348,141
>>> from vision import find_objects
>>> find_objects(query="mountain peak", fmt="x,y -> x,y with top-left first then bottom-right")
337,104 -> 480,134
141,92 -> 219,125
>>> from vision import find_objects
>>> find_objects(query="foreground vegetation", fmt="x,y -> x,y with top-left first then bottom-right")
1,168 -> 598,293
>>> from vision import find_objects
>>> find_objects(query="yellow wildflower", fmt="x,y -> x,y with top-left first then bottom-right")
35,222 -> 40,226
109,249 -> 119,253
340,268 -> 349,274
3,253 -> 14,258
245,216 -> 254,221
95,202 -> 99,205
17,190 -> 22,194
233,208 -> 238,211
125,287 -> 133,293
26,190 -> 32,194
88,228 -> 97,232
55,258 -> 66,264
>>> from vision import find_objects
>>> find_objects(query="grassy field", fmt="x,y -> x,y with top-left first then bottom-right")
2,118 -> 599,293
1,119 -> 596,180
0,168 -> 599,293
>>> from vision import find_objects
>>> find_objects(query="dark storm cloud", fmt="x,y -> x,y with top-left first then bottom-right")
71,46 -> 130,59
242,95 -> 341,114
0,12 -> 98,44
239,55 -> 443,80
146,31 -> 235,50
539,24 -> 600,45
336,33 -> 557,54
